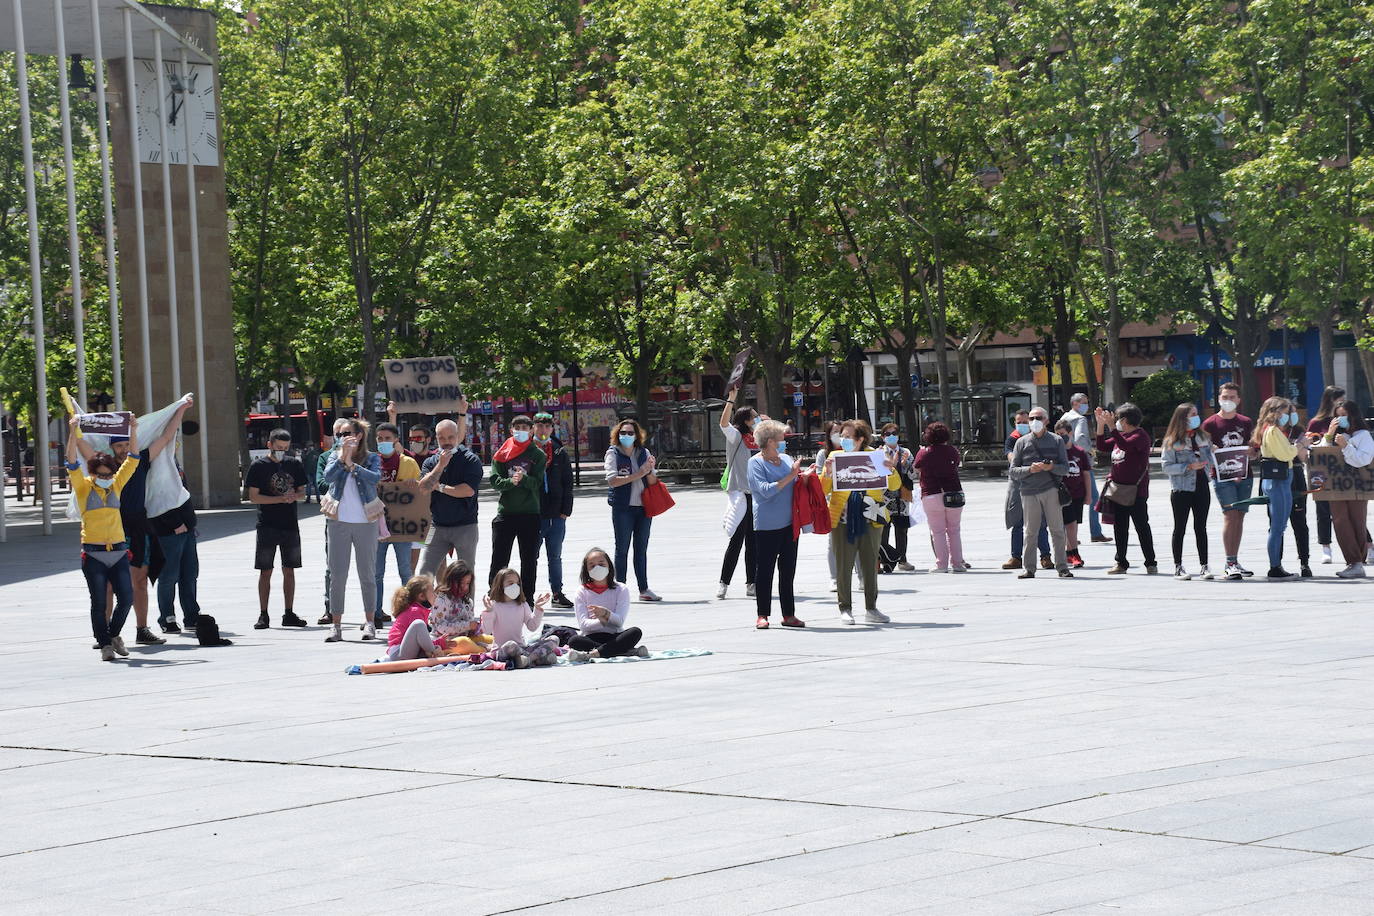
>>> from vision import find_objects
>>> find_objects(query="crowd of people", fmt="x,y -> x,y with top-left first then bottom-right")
64,380 -> 1374,664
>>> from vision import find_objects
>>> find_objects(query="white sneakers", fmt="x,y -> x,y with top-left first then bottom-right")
1322,545 -> 1334,564
746,583 -> 756,597
362,622 -> 376,641
1336,564 -> 1367,579
1198,565 -> 1214,580
839,611 -> 854,625
864,610 -> 890,624
1174,565 -> 1192,581
716,583 -> 728,600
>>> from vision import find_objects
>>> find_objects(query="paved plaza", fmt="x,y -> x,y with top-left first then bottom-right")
2,475 -> 1374,914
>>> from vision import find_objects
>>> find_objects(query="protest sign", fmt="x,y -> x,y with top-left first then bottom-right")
378,481 -> 430,542
726,348 -> 752,393
1213,446 -> 1251,482
78,411 -> 134,438
1307,446 -> 1374,501
382,357 -> 464,412
830,452 -> 890,491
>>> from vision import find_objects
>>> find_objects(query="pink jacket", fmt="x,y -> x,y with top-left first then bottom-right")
387,603 -> 432,649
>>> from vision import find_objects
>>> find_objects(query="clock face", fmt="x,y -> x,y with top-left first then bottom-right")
134,59 -> 220,167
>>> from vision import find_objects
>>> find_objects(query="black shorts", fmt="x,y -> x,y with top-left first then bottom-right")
255,526 -> 303,570
123,513 -> 153,568
1062,499 -> 1085,526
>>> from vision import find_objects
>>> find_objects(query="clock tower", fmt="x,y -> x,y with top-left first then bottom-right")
108,4 -> 239,507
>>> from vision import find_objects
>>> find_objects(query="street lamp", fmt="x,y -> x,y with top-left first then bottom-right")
845,344 -> 868,420
562,363 -> 584,482
1203,320 -> 1226,409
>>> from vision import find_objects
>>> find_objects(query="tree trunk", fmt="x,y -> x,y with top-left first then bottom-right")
1231,291 -> 1267,417
633,360 -> 652,438
757,349 -> 786,420
304,388 -> 323,447
1077,334 -> 1101,406
1317,308 -> 1336,392
1051,279 -> 1074,412
853,361 -> 870,424
893,346 -> 918,439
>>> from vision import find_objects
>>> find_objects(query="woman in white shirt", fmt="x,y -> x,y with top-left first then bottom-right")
717,392 -> 760,599
1325,400 -> 1374,578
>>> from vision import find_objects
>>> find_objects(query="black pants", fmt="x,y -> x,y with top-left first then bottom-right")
1113,498 -> 1156,568
490,513 -> 542,600
1316,499 -> 1332,546
881,520 -> 909,567
1170,488 -> 1210,566
568,627 -> 643,658
754,525 -> 797,619
720,494 -> 756,586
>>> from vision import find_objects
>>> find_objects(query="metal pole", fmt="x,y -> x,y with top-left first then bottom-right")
13,0 -> 52,534
154,32 -> 181,395
123,8 -> 153,413
54,0 -> 87,406
1,402 -> 7,543
92,0 -> 122,409
181,49 -> 210,509
571,379 -> 581,483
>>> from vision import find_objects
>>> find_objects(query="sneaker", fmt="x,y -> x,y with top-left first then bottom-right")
952,565 -> 968,574
1367,547 -> 1374,565
551,592 -> 574,609
1236,563 -> 1255,577
964,562 -> 973,570
746,583 -> 756,598
1224,562 -> 1244,581
897,561 -> 916,572
829,579 -> 838,592
780,616 -> 806,628
1002,557 -> 1023,570
1017,570 -> 1036,579
566,648 -> 592,663
135,627 -> 166,646
282,611 -> 308,628
756,617 -> 770,630
316,613 -> 332,625
375,612 -> 392,625
1198,565 -> 1214,580
1091,535 -> 1114,543
1336,564 -> 1367,579
1067,551 -> 1085,569
628,645 -> 650,658
324,626 -> 343,643
1144,563 -> 1159,575
159,620 -> 181,635
863,610 -> 890,625
929,565 -> 949,574
1300,565 -> 1313,578
1174,565 -> 1192,581
1322,545 -> 1333,564
111,636 -> 129,657
100,645 -> 116,662
92,641 -> 100,649
1267,567 -> 1299,580
362,623 -> 377,641
1058,568 -> 1074,579
639,590 -> 662,602
1107,564 -> 1128,575
254,612 -> 270,630
839,611 -> 855,625
1039,555 -> 1054,570
716,583 -> 728,600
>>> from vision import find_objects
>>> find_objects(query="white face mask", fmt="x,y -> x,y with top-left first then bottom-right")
1219,399 -> 1237,413
269,448 -> 287,462
503,583 -> 521,600
589,564 -> 609,581
1029,419 -> 1045,434
830,433 -> 842,447
1115,419 -> 1126,432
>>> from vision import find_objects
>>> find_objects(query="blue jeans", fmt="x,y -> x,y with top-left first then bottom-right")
1011,520 -> 1050,558
1261,472 -> 1293,569
1087,470 -> 1104,539
156,531 -> 201,626
374,540 -> 414,620
611,505 -> 652,592
84,553 -> 132,647
541,516 -> 567,593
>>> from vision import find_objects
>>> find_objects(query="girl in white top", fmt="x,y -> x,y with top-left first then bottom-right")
717,393 -> 761,600
566,548 -> 647,662
1322,399 -> 1374,577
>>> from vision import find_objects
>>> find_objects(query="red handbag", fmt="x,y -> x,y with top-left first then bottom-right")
641,477 -> 676,518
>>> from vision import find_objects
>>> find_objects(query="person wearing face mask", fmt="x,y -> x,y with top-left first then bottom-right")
1008,408 -> 1073,578
820,419 -> 901,624
531,412 -> 576,609
371,422 -> 421,627
316,418 -> 354,625
877,422 -> 916,573
1003,409 -> 1051,570
322,419 -> 383,642
747,419 -> 806,629
1253,396 -> 1309,579
566,548 -> 648,661
65,415 -> 142,662
1202,382 -> 1256,580
246,429 -> 309,630
1307,385 -> 1346,564
606,418 -> 661,601
1282,405 -> 1314,577
717,389 -> 760,600
1322,399 -> 1374,577
1059,393 -> 1110,544
1161,403 -> 1215,580
488,415 -> 547,602
1095,403 -> 1157,574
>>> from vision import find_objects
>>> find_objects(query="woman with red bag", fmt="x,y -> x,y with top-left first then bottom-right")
605,419 -> 661,602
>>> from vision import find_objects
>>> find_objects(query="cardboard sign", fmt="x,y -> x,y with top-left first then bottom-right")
1307,446 -> 1374,501
378,481 -> 431,542
383,356 -> 464,411
78,411 -> 134,437
830,451 -> 890,492
1213,446 -> 1251,482
726,348 -> 752,393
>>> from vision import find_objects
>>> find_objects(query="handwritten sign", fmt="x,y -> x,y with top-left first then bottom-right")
830,452 -> 890,492
1307,446 -> 1374,501
377,481 -> 431,542
383,356 -> 464,412
1213,446 -> 1251,482
78,411 -> 133,437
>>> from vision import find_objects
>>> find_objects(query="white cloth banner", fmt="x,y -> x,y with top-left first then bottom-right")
722,490 -> 747,537
66,394 -> 192,521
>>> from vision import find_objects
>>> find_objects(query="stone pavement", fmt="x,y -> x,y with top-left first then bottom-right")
2,476 -> 1373,914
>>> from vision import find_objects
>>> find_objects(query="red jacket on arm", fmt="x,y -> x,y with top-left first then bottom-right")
791,471 -> 833,540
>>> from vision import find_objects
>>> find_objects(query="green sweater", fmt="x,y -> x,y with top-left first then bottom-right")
490,443 -> 546,516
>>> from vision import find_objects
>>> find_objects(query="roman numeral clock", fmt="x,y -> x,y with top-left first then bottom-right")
133,59 -> 219,165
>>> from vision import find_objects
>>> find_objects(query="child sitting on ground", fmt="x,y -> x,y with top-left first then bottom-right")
385,575 -> 440,661
429,558 -> 490,654
481,568 -> 556,668
566,548 -> 649,662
